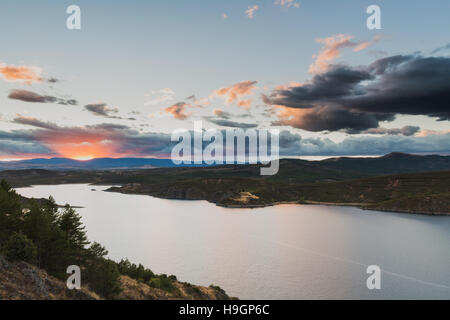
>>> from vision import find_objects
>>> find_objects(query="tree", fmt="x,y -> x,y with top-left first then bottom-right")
58,204 -> 89,252
0,179 -> 22,245
22,202 -> 69,278
84,242 -> 122,299
4,233 -> 37,264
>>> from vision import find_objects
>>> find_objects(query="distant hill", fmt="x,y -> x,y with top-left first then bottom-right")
1,153 -> 449,215
1,153 -> 450,176
0,157 -> 181,171
321,153 -> 450,176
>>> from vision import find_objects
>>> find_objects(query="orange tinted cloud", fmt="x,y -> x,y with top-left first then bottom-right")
417,129 -> 450,137
272,105 -> 310,128
53,142 -> 116,160
237,99 -> 252,109
309,34 -> 382,74
0,64 -> 42,84
274,81 -> 303,90
12,115 -> 134,159
214,80 -> 258,108
164,102 -> 192,120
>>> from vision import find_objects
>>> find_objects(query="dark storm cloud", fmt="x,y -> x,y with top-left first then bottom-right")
264,66 -> 373,108
264,55 -> 450,132
8,89 -> 78,105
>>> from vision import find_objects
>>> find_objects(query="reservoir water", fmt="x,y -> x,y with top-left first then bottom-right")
16,184 -> 450,299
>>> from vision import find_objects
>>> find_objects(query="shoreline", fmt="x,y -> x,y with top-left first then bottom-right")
14,183 -> 450,217
105,187 -> 450,217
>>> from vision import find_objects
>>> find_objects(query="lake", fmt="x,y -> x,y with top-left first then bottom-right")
16,184 -> 450,300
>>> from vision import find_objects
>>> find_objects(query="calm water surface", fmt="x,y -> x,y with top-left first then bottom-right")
17,184 -> 450,299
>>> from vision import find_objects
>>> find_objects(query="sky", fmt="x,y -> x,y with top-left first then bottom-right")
0,0 -> 449,160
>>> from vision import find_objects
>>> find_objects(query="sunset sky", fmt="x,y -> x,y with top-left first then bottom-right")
0,0 -> 449,160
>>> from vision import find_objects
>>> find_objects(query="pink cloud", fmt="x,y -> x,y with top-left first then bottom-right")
309,34 -> 383,74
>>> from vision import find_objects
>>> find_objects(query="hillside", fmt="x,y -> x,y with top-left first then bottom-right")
3,153 -> 450,188
0,255 -> 98,300
0,255 -> 232,300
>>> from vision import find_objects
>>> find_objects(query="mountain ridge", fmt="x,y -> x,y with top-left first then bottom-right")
1,153 -> 450,173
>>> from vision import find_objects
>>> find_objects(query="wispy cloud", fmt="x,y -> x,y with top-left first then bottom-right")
274,0 -> 300,9
432,43 -> 450,55
309,34 -> 383,74
214,80 -> 258,108
245,5 -> 259,19
164,102 -> 192,120
85,103 -> 119,117
8,89 -> 78,105
361,126 -> 421,136
145,88 -> 175,106
0,63 -> 42,84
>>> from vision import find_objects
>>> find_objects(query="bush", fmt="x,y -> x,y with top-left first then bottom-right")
148,276 -> 176,293
4,233 -> 37,264
117,259 -> 154,283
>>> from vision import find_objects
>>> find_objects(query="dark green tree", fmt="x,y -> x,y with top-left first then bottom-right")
0,179 -> 22,245
3,232 -> 37,264
84,242 -> 122,299
22,202 -> 69,278
58,204 -> 89,252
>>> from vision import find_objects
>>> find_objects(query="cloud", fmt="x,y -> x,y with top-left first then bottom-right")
309,34 -> 382,74
277,131 -> 450,156
2,115 -> 449,158
85,103 -> 119,117
245,5 -> 259,19
12,115 -> 59,130
8,89 -> 78,105
145,88 -> 175,106
360,126 -> 420,136
274,0 -> 300,9
214,80 -> 258,108
5,115 -> 174,159
213,109 -> 231,119
164,102 -> 192,120
205,117 -> 258,129
0,63 -> 42,84
416,129 -> 450,137
432,43 -> 450,55
265,54 -> 450,132
8,89 -> 54,103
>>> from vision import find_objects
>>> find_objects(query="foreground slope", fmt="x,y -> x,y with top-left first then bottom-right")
0,255 -> 232,300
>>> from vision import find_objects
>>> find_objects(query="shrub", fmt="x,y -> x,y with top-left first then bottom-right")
4,233 -> 37,264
